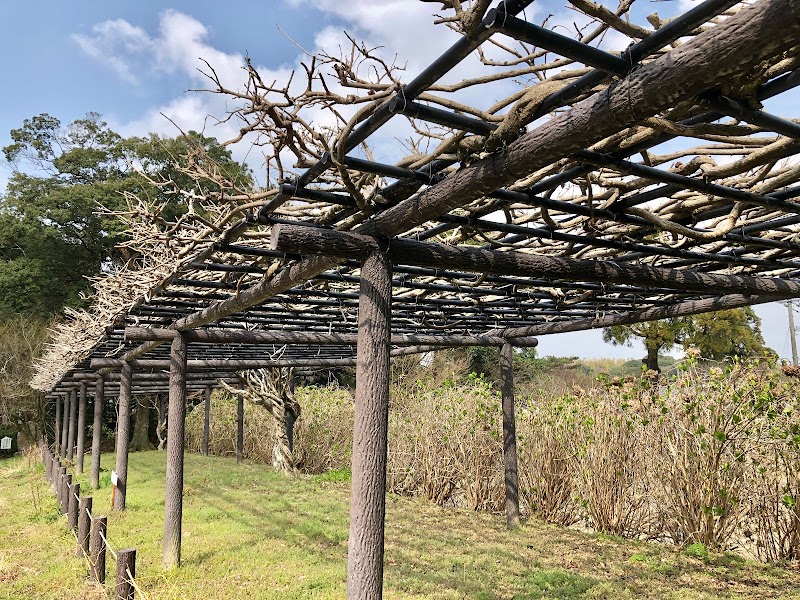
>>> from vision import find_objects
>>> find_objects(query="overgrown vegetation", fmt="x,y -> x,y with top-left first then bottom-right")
4,449 -> 800,599
189,358 -> 800,563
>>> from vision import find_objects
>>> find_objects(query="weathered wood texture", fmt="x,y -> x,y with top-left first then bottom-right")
116,548 -> 136,600
493,293 -> 787,339
500,342 -> 521,529
66,389 -> 77,460
236,396 -> 244,464
271,224 -> 800,297
90,515 -> 107,584
67,482 -> 80,530
124,326 -> 538,348
203,385 -> 211,456
113,363 -> 132,511
347,250 -> 393,599
163,332 -> 188,569
77,496 -> 92,558
91,376 -> 104,489
54,395 -> 62,460
76,382 -> 87,474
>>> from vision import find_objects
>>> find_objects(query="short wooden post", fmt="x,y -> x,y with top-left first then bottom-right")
62,473 -> 72,515
67,388 -> 78,461
116,548 -> 136,600
91,376 -> 104,490
76,382 -> 88,474
114,363 -> 133,510
77,496 -> 92,557
90,516 -> 107,584
60,395 -> 69,459
202,385 -> 211,456
236,396 -> 244,463
163,332 -> 188,569
346,249 -> 392,599
55,395 -> 62,459
67,483 -> 80,530
500,341 -> 521,529
51,459 -> 61,495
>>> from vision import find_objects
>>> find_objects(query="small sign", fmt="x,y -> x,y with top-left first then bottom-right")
0,437 -> 11,450
111,470 -> 118,486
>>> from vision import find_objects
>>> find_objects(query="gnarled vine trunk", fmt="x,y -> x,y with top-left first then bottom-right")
223,368 -> 300,474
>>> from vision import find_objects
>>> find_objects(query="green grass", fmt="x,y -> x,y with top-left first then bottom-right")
2,451 -> 800,599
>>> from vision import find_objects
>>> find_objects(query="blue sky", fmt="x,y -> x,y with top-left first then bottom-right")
0,1 -> 797,360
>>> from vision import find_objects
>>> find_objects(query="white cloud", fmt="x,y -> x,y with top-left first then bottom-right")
72,19 -> 155,84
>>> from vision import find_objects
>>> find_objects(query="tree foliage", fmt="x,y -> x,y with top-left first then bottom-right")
603,308 -> 773,371
0,112 -> 250,320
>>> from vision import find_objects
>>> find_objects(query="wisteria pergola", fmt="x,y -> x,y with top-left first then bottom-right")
34,0 -> 800,596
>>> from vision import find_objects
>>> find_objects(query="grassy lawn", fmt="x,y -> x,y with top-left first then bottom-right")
1,450 -> 799,599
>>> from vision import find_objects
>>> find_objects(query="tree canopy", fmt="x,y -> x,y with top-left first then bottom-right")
0,113 -> 250,319
603,307 -> 773,371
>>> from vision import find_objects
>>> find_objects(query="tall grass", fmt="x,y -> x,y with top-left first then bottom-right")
187,359 -> 800,562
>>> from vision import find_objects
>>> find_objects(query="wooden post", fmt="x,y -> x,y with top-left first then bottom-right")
116,548 -> 136,600
62,473 -> 72,515
500,342 -> 521,529
347,249 -> 392,599
236,396 -> 244,464
76,382 -> 88,474
90,516 -> 107,584
55,395 -> 62,460
60,395 -> 69,459
114,363 -> 133,511
67,389 -> 77,461
67,483 -> 80,530
77,496 -> 92,558
202,385 -> 211,456
91,376 -> 104,490
163,332 -> 188,569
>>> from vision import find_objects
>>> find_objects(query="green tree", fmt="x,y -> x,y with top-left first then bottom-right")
1,113 -> 250,319
603,308 -> 772,371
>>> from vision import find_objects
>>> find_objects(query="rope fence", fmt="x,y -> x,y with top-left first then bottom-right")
40,440 -> 139,600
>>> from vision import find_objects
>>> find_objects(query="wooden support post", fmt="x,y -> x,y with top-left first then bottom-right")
163,332 -> 188,569
55,395 -> 62,460
67,388 -> 77,461
90,516 -> 107,584
76,382 -> 88,474
236,396 -> 244,464
77,496 -> 92,558
347,249 -> 392,600
202,385 -> 211,456
500,342 -> 521,529
67,483 -> 80,530
60,395 -> 69,459
91,376 -> 104,490
114,363 -> 133,511
116,548 -> 136,600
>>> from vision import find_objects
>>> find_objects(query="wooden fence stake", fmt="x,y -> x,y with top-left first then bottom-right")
55,396 -> 62,460
115,548 -> 136,600
90,516 -> 107,584
67,483 -> 80,530
346,249 -> 392,599
77,496 -> 92,558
